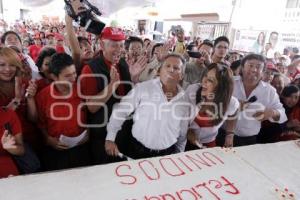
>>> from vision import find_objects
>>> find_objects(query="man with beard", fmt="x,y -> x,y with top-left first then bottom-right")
80,27 -> 133,164
231,54 -> 287,146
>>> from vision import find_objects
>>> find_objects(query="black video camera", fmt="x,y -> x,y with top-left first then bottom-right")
64,0 -> 106,35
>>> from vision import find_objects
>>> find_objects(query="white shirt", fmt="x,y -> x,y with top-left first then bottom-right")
233,76 -> 287,137
106,78 -> 190,152
185,84 -> 239,143
24,54 -> 42,80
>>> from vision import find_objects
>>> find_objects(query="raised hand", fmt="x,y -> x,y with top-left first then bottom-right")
25,79 -> 37,98
1,130 -> 17,150
110,65 -> 120,88
128,55 -> 148,83
157,43 -> 171,61
199,49 -> 211,65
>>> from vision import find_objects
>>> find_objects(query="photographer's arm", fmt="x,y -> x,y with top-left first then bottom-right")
65,14 -> 82,73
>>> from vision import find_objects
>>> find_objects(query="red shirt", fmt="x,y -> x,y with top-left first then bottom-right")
36,78 -> 51,94
0,108 -> 22,178
80,58 -> 125,97
36,83 -> 86,138
194,111 -> 213,127
0,79 -> 39,149
289,106 -> 300,121
56,45 -> 65,54
28,45 -> 42,62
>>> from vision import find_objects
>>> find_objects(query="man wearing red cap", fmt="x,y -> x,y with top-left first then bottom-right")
80,27 -> 133,164
28,35 -> 43,62
262,61 -> 279,83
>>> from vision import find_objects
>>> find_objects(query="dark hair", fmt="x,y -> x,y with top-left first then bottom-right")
51,27 -> 59,33
143,38 -> 151,43
162,53 -> 186,73
270,31 -> 279,36
186,44 -> 195,51
291,54 -> 300,62
1,31 -> 22,44
241,53 -> 266,68
39,31 -> 46,39
199,40 -> 213,49
128,36 -> 144,47
151,43 -> 164,57
230,59 -> 241,71
292,47 -> 299,54
281,84 -> 299,97
49,53 -> 74,76
77,36 -> 90,45
213,36 -> 230,47
196,63 -> 234,125
36,47 -> 56,70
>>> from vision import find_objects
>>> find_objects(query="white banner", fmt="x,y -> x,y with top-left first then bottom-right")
0,141 -> 299,200
232,29 -> 266,53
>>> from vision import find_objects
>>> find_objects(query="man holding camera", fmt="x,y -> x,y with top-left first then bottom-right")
183,40 -> 213,89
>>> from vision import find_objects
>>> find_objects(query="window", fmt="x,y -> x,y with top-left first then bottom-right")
286,0 -> 298,8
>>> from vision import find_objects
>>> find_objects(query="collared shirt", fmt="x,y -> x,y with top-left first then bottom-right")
233,76 -> 287,137
185,84 -> 239,143
106,78 -> 190,152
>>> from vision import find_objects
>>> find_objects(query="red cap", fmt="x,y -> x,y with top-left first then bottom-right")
55,34 -> 64,41
266,62 -> 279,72
46,33 -> 55,38
33,34 -> 40,40
100,27 -> 125,41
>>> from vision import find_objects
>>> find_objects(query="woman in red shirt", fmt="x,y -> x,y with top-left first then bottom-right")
185,63 -> 239,149
35,47 -> 56,93
0,107 -> 24,178
0,47 -> 39,150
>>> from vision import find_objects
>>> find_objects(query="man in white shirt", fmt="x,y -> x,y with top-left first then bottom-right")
232,54 -> 287,146
105,54 -> 190,159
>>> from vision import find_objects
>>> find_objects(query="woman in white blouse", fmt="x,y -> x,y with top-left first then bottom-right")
185,63 -> 239,149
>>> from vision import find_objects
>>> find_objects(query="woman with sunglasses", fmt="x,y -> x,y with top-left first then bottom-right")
185,63 -> 239,149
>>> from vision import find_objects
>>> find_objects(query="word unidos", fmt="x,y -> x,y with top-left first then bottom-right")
115,151 -> 224,185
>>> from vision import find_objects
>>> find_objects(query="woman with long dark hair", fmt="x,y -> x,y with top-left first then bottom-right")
185,63 -> 239,149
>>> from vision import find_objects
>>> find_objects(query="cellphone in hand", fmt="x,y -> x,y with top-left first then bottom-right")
4,123 -> 12,135
187,51 -> 202,58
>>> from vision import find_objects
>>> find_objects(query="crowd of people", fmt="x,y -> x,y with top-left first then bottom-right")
0,13 -> 300,179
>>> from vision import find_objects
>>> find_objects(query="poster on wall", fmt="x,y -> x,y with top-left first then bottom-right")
232,29 -> 266,53
233,29 -> 300,56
